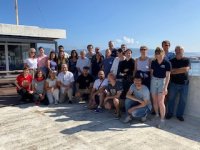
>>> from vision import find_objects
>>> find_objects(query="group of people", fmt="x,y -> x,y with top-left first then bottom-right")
15,40 -> 190,128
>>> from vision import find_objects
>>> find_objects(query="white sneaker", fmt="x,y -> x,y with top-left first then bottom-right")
123,115 -> 132,123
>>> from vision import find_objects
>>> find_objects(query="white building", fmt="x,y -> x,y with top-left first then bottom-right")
0,23 -> 66,72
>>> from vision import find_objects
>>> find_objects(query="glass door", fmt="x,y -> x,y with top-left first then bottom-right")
8,44 -> 30,70
0,45 -> 6,71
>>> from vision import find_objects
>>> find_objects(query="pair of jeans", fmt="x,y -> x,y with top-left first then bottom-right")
167,82 -> 189,117
125,98 -> 150,118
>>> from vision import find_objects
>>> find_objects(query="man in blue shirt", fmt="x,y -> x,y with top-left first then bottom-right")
162,40 -> 175,61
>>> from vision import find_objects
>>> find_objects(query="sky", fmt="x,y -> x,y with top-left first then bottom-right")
0,0 -> 200,52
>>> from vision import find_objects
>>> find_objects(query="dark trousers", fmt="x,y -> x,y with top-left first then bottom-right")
17,88 -> 33,101
167,82 -> 189,117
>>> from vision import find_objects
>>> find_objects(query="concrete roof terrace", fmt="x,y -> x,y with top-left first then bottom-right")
0,23 -> 66,40
0,103 -> 200,150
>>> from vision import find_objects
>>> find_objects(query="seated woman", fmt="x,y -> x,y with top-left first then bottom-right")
45,70 -> 59,105
15,66 -> 33,102
32,70 -> 47,105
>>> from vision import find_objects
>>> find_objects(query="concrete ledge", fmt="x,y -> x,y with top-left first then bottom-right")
185,76 -> 200,118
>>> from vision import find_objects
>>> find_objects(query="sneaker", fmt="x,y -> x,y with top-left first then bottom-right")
115,112 -> 121,119
94,107 -> 103,113
123,115 -> 132,123
55,101 -> 58,105
165,114 -> 172,120
157,120 -> 165,129
177,116 -> 184,121
68,100 -> 73,104
141,115 -> 147,122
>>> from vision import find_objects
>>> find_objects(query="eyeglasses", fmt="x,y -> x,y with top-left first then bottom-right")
165,45 -> 170,47
31,52 -> 36,53
140,49 -> 147,51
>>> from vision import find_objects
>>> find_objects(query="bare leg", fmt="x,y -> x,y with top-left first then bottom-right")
158,93 -> 166,120
152,94 -> 159,115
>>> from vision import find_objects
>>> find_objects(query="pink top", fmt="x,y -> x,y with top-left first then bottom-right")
37,55 -> 48,68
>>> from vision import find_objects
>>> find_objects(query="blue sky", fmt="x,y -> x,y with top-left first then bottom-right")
0,0 -> 200,52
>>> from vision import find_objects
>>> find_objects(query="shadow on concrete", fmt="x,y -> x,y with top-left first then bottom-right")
43,103 -> 200,143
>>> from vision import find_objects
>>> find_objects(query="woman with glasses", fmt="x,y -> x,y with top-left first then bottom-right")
150,47 -> 171,128
24,48 -> 38,78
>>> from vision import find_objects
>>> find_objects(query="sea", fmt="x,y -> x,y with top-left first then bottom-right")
64,48 -> 200,76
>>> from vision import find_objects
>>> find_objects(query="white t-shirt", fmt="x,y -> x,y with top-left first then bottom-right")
46,78 -> 57,87
57,71 -> 74,86
93,78 -> 108,90
110,57 -> 120,76
76,57 -> 90,73
24,58 -> 37,69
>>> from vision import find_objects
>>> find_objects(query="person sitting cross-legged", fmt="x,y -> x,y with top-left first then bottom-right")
124,74 -> 152,123
104,73 -> 123,118
88,70 -> 108,112
75,66 -> 94,102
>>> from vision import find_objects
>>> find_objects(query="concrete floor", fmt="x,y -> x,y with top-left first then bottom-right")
0,103 -> 200,150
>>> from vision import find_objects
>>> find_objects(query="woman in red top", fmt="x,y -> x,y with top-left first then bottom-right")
15,66 -> 33,102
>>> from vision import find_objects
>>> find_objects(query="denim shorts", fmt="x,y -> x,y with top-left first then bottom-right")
150,76 -> 165,94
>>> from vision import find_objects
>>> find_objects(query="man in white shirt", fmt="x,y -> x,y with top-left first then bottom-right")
88,70 -> 108,112
76,50 -> 90,75
57,64 -> 74,103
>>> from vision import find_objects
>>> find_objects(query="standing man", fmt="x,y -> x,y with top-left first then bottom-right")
57,64 -> 74,104
102,49 -> 114,77
166,46 -> 190,121
108,41 -> 118,57
76,50 -> 90,75
162,40 -> 175,61
86,44 -> 95,60
37,47 -> 48,76
58,45 -> 69,59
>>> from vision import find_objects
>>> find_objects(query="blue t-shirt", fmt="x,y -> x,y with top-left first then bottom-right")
165,52 -> 175,61
151,59 -> 171,78
129,84 -> 152,110
102,57 -> 114,77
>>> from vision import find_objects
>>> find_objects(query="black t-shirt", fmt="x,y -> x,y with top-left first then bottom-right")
170,57 -> 190,84
106,81 -> 123,96
151,59 -> 171,78
76,74 -> 94,89
119,58 -> 135,78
